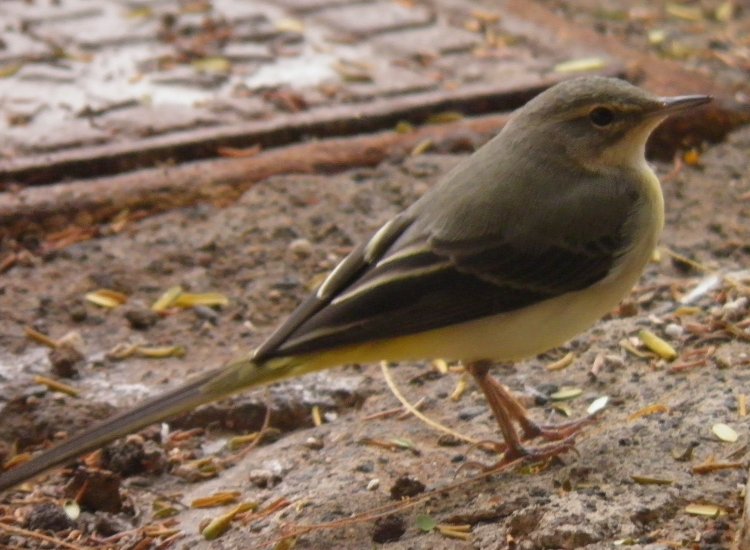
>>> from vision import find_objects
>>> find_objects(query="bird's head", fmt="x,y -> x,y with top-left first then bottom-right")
508,76 -> 711,173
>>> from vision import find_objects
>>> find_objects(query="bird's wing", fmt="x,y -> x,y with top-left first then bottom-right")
262,173 -> 639,359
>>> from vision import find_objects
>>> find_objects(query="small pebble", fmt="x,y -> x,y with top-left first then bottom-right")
664,323 -> 684,338
24,502 -> 76,532
248,469 -> 282,488
289,238 -> 313,258
193,305 -> 219,324
304,436 -> 324,450
367,478 -> 380,491
722,297 -> 748,321
372,515 -> 405,543
124,308 -> 159,330
68,303 -> 88,322
355,460 -> 374,473
437,434 -> 462,447
48,345 -> 84,378
389,475 -> 425,500
64,470 -> 122,513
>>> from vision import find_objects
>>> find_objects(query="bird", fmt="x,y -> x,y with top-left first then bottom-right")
0,76 -> 711,492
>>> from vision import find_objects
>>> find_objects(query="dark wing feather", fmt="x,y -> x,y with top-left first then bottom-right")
252,214 -> 415,361
266,230 -> 628,358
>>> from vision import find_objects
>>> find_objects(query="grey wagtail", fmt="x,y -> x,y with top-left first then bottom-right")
0,76 -> 710,491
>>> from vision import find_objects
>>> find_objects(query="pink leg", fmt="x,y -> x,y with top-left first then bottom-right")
465,361 -> 590,464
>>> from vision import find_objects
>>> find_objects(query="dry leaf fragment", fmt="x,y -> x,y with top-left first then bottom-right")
201,502 -> 258,540
0,62 -> 23,78
450,373 -> 469,401
192,57 -> 231,74
217,145 -> 261,158
587,396 -> 609,415
432,358 -> 448,374
153,499 -> 180,518
715,1 -> 734,21
3,453 -> 32,470
275,18 -> 304,33
648,29 -> 666,46
471,9 -> 501,23
666,3 -> 703,21
683,148 -> 701,166
620,338 -> 650,358
173,292 -> 229,308
426,111 -> 464,124
191,492 -> 241,508
63,500 -> 81,520
410,138 -> 433,156
437,523 -> 472,540
546,351 -> 575,371
33,375 -> 79,397
550,387 -> 582,401
126,6 -> 153,19
712,423 -> 739,443
552,403 -> 572,417
554,57 -> 607,73
674,306 -> 701,316
332,59 -> 373,82
227,432 -> 261,450
152,286 -> 183,312
638,329 -> 677,360
274,537 -> 298,550
85,289 -> 128,308
631,475 -> 673,485
395,121 -> 414,134
25,326 -> 59,348
136,345 -> 186,359
311,405 -> 323,427
692,459 -> 744,474
685,503 -> 726,516
628,403 -> 669,421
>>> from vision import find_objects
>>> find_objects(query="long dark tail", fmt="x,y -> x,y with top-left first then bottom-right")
0,349 -> 331,492
0,365 -> 226,492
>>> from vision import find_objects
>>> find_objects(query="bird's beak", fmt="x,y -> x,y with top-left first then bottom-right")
657,94 -> 712,114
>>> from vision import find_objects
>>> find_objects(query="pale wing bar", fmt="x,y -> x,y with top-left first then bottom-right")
252,214 -> 414,362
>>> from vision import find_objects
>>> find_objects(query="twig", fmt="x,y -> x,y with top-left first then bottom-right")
380,361 -> 478,445
0,522 -> 94,550
279,457 -> 521,540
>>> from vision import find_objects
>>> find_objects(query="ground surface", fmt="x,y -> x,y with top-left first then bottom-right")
1,1 -> 750,549
1,134 -> 750,549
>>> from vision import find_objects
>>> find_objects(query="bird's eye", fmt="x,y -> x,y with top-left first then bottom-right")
588,106 -> 615,127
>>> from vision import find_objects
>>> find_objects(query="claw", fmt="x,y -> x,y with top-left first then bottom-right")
520,413 -> 600,442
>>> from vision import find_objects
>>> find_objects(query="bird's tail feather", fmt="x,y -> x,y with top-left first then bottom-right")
0,354 -> 310,492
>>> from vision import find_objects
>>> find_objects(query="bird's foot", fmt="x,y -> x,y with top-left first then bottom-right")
500,433 -> 580,464
460,434 -> 580,475
519,413 -> 600,443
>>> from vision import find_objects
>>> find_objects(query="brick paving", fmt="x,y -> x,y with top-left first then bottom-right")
0,0 -> 603,170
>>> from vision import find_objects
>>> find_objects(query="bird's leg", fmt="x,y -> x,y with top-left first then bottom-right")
464,361 -> 526,458
479,372 -> 597,442
465,361 -> 581,464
